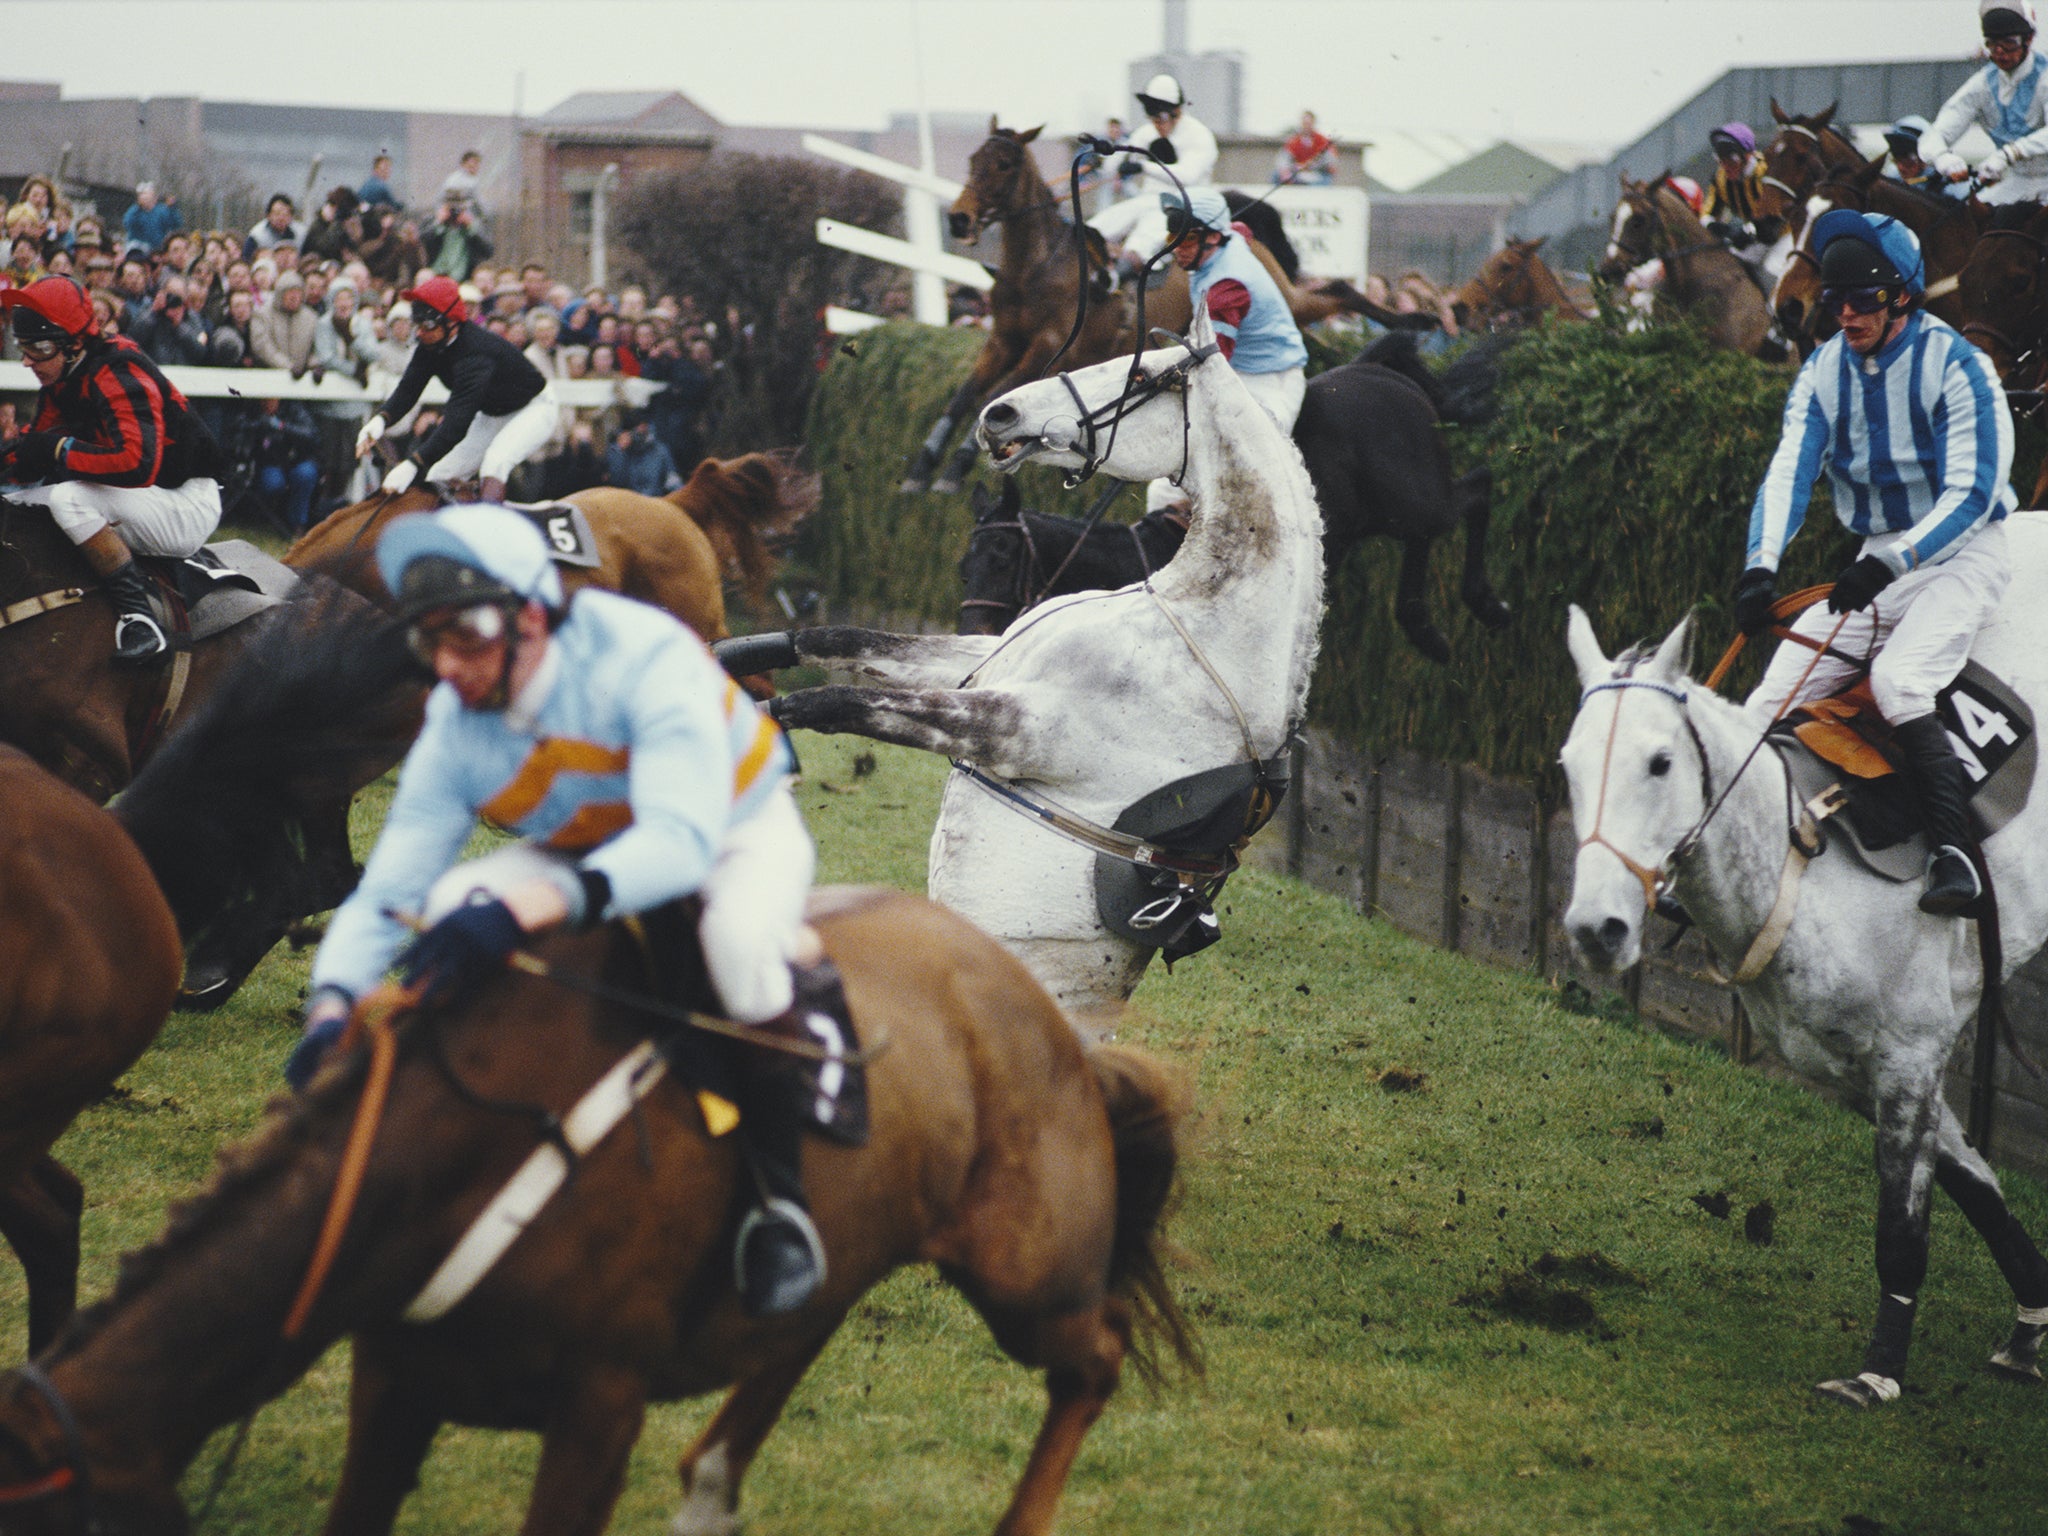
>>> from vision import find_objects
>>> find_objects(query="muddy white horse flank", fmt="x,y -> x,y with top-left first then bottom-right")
738,307 -> 1324,1019
1558,567 -> 2048,1406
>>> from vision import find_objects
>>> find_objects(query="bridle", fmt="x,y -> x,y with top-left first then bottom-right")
0,1362 -> 95,1532
1047,334 -> 1218,488
1575,672 -> 1716,911
957,500 -> 1186,630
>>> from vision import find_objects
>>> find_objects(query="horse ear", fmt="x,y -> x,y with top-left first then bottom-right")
1018,125 -> 1043,144
1187,295 -> 1218,350
989,114 -> 1001,135
1526,234 -> 1548,251
1566,605 -> 1612,691
969,482 -> 995,520
1771,98 -> 1790,124
1816,102 -> 1837,129
1646,610 -> 1697,684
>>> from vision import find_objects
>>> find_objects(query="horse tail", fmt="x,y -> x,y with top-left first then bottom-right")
1437,331 -> 1511,426
114,579 -> 416,938
1088,1043 -> 1201,1383
1222,191 -> 1300,281
671,450 -> 819,614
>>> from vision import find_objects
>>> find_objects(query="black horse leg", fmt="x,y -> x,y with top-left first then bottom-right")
179,803 -> 360,1012
1934,1113 -> 2048,1379
1453,467 -> 1512,631
902,377 -> 987,495
0,1157 -> 84,1353
932,438 -> 985,497
1395,538 -> 1452,665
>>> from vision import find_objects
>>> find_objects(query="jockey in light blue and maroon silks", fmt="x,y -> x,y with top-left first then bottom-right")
1163,186 -> 1308,430
1733,210 -> 2017,917
295,504 -> 835,1320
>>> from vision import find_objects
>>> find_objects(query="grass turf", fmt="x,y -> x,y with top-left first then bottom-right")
8,735 -> 2047,1535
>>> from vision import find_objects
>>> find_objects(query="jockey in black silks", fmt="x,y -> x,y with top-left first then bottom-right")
0,276 -> 226,666
355,274 -> 558,504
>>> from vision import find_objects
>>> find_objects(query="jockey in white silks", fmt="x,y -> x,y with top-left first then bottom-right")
290,505 -> 840,1319
354,274 -> 560,504
1088,72 -> 1220,270
1148,187 -> 1309,517
1730,211 -> 2016,915
1921,1 -> 2048,205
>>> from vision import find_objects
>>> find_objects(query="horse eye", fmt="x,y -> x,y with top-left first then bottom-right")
1649,751 -> 1673,778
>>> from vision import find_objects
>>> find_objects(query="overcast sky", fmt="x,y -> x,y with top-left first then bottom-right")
2,0 -> 1995,148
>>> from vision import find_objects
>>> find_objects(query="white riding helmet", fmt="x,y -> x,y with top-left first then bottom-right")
1982,0 -> 2038,39
378,505 -> 566,619
1137,73 -> 1187,117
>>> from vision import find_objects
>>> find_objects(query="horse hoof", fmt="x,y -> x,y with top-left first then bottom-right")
176,964 -> 239,1013
1403,625 -> 1453,665
1989,1349 -> 2044,1382
898,475 -> 930,495
1814,1373 -> 1899,1407
931,475 -> 965,496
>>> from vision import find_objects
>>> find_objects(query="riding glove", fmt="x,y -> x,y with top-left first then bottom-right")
401,894 -> 526,1008
285,984 -> 356,1091
1935,152 -> 1970,182
382,457 -> 420,495
355,413 -> 387,457
1828,555 -> 1895,614
1731,567 -> 1778,636
2,432 -> 63,482
1979,149 -> 2010,186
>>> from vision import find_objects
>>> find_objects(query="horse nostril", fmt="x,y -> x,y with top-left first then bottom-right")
1599,916 -> 1630,950
982,401 -> 1019,432
948,212 -> 970,239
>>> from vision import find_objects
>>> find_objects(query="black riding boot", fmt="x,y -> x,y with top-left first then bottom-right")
729,966 -> 849,1318
101,561 -> 170,667
1894,714 -> 1983,916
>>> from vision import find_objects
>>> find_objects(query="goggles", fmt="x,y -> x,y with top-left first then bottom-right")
405,601 -> 512,667
15,337 -> 66,362
1820,285 -> 1900,317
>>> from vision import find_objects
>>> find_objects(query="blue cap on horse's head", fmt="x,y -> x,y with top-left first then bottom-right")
1161,186 -> 1233,242
378,505 -> 566,620
1812,209 -> 1925,296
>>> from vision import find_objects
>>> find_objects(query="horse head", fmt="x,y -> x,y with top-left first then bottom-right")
1959,203 -> 2048,387
0,1364 -> 179,1535
950,122 -> 1045,244
1765,103 -> 1856,197
1560,606 -> 1705,974
1599,179 -> 1657,281
956,479 -> 1028,635
975,312 -> 1225,485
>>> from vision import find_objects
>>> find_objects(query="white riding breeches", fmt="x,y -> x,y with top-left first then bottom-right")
1239,366 -> 1306,433
426,384 -> 561,486
1089,197 -> 1172,263
422,785 -> 816,1026
12,478 -> 222,556
1746,521 -> 2012,727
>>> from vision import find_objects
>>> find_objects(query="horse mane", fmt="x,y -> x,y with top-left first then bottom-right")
114,579 -> 417,936
1989,201 -> 2042,233
670,449 -> 818,613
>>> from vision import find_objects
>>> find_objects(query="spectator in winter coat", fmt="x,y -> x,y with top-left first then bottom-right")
312,280 -> 377,382
122,182 -> 183,256
358,152 -> 397,210
357,206 -> 425,288
251,271 -> 318,375
302,186 -> 361,265
133,279 -> 210,367
246,398 -> 324,531
244,194 -> 306,261
606,413 -> 684,495
422,193 -> 491,282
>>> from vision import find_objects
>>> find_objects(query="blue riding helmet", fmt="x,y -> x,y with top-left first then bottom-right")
1810,209 -> 1926,297
378,505 -> 566,619
1160,186 -> 1234,241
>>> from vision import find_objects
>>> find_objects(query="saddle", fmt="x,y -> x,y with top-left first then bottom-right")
133,539 -> 294,646
1094,754 -> 1291,963
1772,661 -> 2036,882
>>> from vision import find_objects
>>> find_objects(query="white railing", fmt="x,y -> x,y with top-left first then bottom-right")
0,361 -> 666,407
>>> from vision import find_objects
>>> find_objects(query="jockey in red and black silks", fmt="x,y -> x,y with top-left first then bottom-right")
0,276 -> 225,665
354,273 -> 556,505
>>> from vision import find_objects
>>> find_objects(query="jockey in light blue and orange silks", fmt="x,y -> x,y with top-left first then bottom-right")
296,504 -> 835,1319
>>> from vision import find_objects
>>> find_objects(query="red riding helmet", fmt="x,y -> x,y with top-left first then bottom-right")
0,275 -> 99,347
400,274 -> 468,327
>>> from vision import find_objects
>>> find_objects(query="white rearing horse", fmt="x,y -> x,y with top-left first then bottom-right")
735,306 -> 1323,1020
1559,585 -> 2048,1408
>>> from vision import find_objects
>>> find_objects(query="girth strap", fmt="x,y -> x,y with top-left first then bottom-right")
0,587 -> 84,632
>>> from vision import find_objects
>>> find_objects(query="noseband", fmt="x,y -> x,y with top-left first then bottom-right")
1576,676 -> 1715,910
0,1362 -> 95,1531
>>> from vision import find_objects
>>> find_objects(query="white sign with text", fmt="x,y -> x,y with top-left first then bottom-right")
1227,185 -> 1369,286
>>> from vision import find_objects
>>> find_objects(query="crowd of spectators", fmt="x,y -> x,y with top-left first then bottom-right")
0,151 -> 733,531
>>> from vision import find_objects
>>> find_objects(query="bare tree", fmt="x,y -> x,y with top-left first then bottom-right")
617,152 -> 905,449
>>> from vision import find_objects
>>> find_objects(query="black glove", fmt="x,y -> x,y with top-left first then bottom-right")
1706,219 -> 1731,241
1731,567 -> 1778,637
1828,554 -> 1896,614
1,432 -> 62,482
400,895 -> 525,1008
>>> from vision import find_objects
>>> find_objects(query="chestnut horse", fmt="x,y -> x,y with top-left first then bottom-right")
663,450 -> 819,619
0,884 -> 1191,1536
903,121 -> 1419,495
1454,236 -> 1587,329
1600,178 -> 1780,357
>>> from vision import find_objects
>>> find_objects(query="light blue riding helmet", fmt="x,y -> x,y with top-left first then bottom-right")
1810,208 -> 1926,296
378,505 -> 565,620
1160,185 -> 1235,240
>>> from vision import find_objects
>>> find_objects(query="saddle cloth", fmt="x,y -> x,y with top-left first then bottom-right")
1773,659 -> 2036,883
138,539 -> 297,644
505,500 -> 602,569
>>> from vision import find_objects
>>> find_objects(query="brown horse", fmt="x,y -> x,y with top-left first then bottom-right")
1601,177 -> 1780,357
1957,201 -> 2048,505
1762,100 -> 1868,201
0,886 -> 1191,1536
1774,155 -> 1987,355
0,748 -> 181,1357
663,450 -> 819,619
903,120 -> 1417,494
1454,236 -> 1587,329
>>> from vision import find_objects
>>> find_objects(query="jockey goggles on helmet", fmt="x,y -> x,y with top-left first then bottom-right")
1820,285 -> 1902,317
3,276 -> 95,359
404,597 -> 517,668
